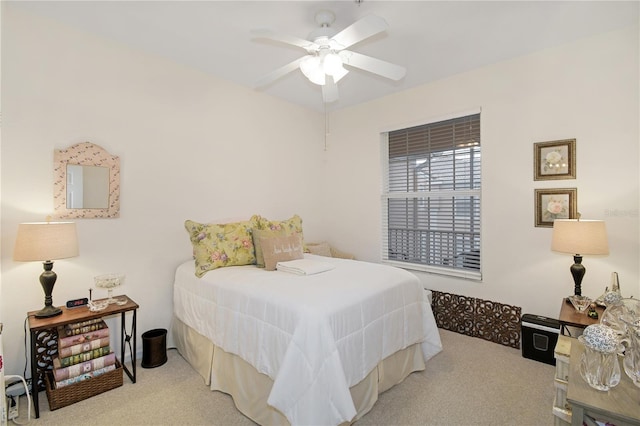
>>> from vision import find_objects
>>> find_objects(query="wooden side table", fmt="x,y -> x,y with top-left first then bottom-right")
558,298 -> 604,336
28,295 -> 138,418
567,340 -> 640,426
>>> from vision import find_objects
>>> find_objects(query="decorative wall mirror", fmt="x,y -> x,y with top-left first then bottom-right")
53,142 -> 120,218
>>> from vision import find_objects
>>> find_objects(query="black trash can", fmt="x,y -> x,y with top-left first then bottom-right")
141,328 -> 167,368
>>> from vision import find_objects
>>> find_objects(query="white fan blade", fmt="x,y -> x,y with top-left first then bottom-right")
331,14 -> 388,50
322,77 -> 339,103
333,66 -> 349,83
255,56 -> 310,88
251,29 -> 318,52
339,50 -> 406,81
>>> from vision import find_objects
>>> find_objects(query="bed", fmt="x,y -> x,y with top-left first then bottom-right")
172,251 -> 442,426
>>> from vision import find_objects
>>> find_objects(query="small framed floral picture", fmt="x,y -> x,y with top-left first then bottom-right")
534,139 -> 576,180
535,188 -> 577,227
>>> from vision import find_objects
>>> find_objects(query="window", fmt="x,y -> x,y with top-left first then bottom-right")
381,112 -> 481,279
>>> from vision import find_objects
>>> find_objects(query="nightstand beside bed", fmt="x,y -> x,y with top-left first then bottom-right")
27,295 -> 138,418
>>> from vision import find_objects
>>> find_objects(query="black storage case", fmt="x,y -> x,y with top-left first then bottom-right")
521,314 -> 560,365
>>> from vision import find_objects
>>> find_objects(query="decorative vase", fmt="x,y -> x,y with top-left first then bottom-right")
611,271 -> 621,293
621,317 -> 640,387
579,324 -> 621,391
604,272 -> 623,305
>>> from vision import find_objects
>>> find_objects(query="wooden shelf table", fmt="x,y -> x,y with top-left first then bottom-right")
558,298 -> 604,336
27,295 -> 138,418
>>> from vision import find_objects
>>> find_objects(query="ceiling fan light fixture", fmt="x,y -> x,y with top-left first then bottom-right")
300,56 -> 319,77
307,68 -> 326,85
300,55 -> 327,85
322,52 -> 343,76
254,11 -> 403,100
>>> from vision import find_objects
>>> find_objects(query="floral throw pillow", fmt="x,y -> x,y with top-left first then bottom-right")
185,219 -> 256,277
254,214 -> 303,236
252,214 -> 304,267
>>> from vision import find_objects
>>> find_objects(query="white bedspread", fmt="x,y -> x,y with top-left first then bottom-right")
173,254 -> 442,426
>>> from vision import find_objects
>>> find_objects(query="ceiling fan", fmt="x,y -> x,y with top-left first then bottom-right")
252,10 -> 406,104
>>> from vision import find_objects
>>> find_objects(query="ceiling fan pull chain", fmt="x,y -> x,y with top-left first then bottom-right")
324,105 -> 329,151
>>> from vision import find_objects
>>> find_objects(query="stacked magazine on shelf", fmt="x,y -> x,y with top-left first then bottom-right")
52,318 -> 116,388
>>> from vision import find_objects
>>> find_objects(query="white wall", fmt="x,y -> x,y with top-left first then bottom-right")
1,4 -> 638,378
322,25 -> 640,320
0,7 -> 325,376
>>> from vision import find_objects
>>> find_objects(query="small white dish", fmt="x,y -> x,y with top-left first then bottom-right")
88,300 -> 108,312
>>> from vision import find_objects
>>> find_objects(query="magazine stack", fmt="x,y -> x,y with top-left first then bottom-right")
44,317 -> 124,411
52,318 -> 115,388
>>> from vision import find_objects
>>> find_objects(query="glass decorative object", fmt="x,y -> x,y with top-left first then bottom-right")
579,324 -> 622,391
601,298 -> 640,339
610,271 -> 621,292
94,273 -> 125,304
595,271 -> 623,307
87,299 -> 109,312
622,319 -> 640,387
568,295 -> 592,314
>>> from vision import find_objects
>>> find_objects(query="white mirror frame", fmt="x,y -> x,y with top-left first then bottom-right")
53,142 -> 120,218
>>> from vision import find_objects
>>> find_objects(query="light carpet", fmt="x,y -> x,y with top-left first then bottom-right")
15,329 -> 555,425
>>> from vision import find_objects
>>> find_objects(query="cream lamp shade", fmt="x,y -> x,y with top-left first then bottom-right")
14,222 -> 79,261
551,219 -> 608,296
551,219 -> 609,256
14,221 -> 79,317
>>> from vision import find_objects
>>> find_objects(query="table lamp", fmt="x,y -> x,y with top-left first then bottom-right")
13,221 -> 79,318
551,218 -> 609,297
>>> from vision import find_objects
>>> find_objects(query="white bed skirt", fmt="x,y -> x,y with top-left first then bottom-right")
172,316 -> 425,425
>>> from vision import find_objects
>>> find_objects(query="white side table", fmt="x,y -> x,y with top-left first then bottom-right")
567,341 -> 640,426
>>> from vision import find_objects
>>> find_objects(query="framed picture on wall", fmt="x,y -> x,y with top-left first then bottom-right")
534,139 -> 576,180
535,188 -> 577,227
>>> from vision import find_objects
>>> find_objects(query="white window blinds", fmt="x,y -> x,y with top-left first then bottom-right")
381,113 -> 481,279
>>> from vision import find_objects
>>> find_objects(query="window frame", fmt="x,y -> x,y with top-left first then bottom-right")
380,109 -> 482,280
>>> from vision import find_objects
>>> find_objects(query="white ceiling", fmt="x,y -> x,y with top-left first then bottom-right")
9,1 -> 639,112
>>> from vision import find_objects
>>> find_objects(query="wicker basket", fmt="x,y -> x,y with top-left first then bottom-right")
45,360 -> 123,410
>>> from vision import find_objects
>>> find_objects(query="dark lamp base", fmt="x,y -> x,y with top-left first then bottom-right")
36,261 -> 63,318
35,305 -> 63,318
